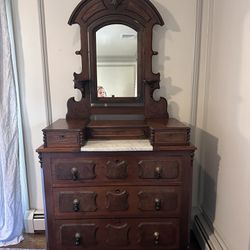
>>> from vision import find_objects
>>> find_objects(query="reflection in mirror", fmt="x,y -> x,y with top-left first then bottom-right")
96,24 -> 137,98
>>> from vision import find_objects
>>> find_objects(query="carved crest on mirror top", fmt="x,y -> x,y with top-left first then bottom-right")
66,0 -> 168,120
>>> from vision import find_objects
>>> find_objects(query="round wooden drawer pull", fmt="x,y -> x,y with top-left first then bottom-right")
154,198 -> 161,211
153,231 -> 160,245
71,167 -> 79,181
74,232 -> 81,246
73,199 -> 80,212
154,167 -> 162,178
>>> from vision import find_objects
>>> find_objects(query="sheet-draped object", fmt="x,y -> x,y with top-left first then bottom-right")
0,0 -> 24,246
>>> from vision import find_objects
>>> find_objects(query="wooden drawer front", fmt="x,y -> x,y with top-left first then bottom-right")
138,189 -> 180,212
154,130 -> 189,145
138,221 -> 179,248
55,219 -> 179,250
51,154 -> 184,186
58,191 -> 97,212
54,186 -> 181,218
52,159 -> 96,182
88,128 -> 147,140
138,159 -> 181,181
60,223 -> 98,247
46,131 -> 80,147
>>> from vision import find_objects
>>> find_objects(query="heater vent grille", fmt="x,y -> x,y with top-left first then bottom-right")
24,209 -> 45,233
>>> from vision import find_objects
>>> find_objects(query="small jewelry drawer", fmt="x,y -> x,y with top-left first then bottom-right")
44,131 -> 83,148
154,130 -> 190,145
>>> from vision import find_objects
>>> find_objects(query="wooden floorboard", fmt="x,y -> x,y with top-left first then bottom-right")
0,231 -> 201,250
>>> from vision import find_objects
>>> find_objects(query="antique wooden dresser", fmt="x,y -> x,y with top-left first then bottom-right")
37,0 -> 196,249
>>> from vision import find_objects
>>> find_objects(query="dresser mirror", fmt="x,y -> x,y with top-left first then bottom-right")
66,0 -> 168,119
89,19 -> 143,105
96,24 -> 138,99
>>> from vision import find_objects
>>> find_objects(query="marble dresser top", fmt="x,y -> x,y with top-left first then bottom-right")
81,139 -> 153,152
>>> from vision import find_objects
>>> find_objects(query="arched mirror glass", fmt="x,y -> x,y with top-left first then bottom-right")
96,24 -> 138,98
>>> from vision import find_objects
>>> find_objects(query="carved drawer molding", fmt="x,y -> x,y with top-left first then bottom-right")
106,223 -> 130,246
106,190 -> 129,211
53,159 -> 96,182
59,223 -> 98,247
138,221 -> 179,248
106,160 -> 128,179
58,191 -> 97,213
138,159 -> 181,180
137,190 -> 180,213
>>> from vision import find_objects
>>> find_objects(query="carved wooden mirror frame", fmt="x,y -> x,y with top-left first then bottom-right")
66,0 -> 168,120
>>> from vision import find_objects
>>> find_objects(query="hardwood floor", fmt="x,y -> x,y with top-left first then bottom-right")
1,231 -> 201,250
0,233 -> 45,249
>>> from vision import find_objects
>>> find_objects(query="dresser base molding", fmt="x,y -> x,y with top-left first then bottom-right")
193,211 -> 228,250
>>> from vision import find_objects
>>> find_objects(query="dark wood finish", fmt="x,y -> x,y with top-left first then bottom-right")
66,0 -> 168,119
106,160 -> 128,179
138,189 -> 180,212
105,223 -> 130,247
60,223 -> 98,247
4,231 -> 201,250
48,151 -> 188,187
42,118 -> 190,146
106,189 -> 129,211
37,1 -> 196,250
138,159 -> 181,180
138,221 -> 179,248
52,159 -> 96,181
38,150 -> 194,249
43,119 -> 88,147
54,218 -> 181,250
57,191 -> 97,212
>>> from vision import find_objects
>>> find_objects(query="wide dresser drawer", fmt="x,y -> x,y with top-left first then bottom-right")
50,153 -> 185,186
54,218 -> 180,250
53,186 -> 181,218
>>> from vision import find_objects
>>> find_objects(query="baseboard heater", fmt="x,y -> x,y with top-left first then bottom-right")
24,209 -> 45,233
193,213 -> 227,250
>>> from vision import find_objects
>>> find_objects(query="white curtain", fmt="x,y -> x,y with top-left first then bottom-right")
0,0 -> 28,246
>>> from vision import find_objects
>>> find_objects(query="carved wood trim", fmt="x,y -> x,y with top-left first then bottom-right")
67,0 -> 168,119
38,153 -> 43,168
58,191 -> 97,212
106,160 -> 128,179
60,224 -> 98,247
106,190 -> 129,211
43,130 -> 47,147
106,223 -> 130,246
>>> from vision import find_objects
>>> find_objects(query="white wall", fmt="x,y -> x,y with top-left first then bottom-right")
13,0 -> 250,248
12,0 -> 198,213
152,0 -> 197,122
12,0 -> 47,210
197,0 -> 250,249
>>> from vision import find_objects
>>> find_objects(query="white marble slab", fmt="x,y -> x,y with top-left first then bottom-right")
81,139 -> 153,152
